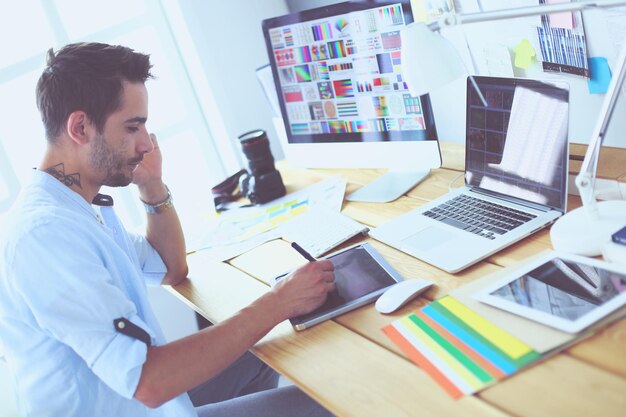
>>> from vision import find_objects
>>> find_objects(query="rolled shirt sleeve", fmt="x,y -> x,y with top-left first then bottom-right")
91,314 -> 150,398
9,220 -> 155,399
129,233 -> 168,286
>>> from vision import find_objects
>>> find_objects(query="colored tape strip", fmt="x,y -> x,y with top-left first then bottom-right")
415,311 -> 506,380
428,299 -> 540,367
382,324 -> 464,399
394,319 -> 477,396
408,314 -> 494,384
438,296 -> 533,359
399,316 -> 486,392
422,305 -> 518,374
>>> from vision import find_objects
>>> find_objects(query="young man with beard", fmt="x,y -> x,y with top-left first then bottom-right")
0,42 -> 335,417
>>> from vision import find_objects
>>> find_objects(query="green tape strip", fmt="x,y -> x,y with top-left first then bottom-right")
428,300 -> 538,368
409,315 -> 494,383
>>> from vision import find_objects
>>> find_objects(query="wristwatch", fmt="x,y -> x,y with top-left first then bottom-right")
140,185 -> 173,214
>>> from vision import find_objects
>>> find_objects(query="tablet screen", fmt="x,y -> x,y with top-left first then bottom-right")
487,257 -> 626,322
286,243 -> 402,329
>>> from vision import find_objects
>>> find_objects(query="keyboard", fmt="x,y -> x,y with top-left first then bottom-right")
422,194 -> 536,240
281,207 -> 369,257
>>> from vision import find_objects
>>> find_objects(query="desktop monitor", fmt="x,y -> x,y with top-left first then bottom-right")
261,1 -> 441,202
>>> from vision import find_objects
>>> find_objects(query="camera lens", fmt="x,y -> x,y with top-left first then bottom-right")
238,129 -> 276,176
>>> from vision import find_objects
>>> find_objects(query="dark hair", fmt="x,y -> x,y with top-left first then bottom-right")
36,42 -> 153,142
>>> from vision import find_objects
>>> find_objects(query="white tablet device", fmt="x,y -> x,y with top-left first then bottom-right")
271,243 -> 405,331
473,251 -> 626,333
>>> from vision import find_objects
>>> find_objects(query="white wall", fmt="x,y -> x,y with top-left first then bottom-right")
177,0 -> 290,163
432,2 -> 626,146
190,0 -> 625,150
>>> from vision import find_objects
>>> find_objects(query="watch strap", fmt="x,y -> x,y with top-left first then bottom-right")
140,185 -> 173,214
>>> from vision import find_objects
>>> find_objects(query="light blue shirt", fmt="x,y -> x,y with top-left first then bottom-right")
0,171 -> 197,417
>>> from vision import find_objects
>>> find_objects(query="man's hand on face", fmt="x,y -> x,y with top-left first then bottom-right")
133,133 -> 167,201
132,133 -> 162,186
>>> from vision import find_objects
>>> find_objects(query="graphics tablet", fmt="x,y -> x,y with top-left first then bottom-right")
473,251 -> 626,333
272,243 -> 404,330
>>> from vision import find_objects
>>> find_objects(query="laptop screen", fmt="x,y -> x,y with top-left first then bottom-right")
465,76 -> 569,212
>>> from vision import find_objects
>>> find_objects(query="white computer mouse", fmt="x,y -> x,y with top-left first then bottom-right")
375,279 -> 434,314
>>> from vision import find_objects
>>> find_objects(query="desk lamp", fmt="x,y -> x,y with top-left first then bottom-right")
550,40 -> 626,256
401,0 -> 626,257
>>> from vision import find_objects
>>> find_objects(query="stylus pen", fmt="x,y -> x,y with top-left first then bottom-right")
291,242 -> 316,262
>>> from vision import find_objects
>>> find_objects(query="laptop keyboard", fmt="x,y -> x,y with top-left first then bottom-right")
422,195 -> 536,240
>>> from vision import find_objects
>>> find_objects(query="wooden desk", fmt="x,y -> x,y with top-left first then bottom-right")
169,143 -> 626,417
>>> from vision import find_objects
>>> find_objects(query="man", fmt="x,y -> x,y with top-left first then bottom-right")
0,42 -> 335,417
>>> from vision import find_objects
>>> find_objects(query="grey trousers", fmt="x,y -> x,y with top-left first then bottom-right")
190,351 -> 334,417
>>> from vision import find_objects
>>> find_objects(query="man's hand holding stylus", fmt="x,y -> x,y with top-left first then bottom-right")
272,261 -> 336,319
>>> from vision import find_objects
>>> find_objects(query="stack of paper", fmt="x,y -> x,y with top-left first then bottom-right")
383,295 -> 541,398
186,176 -> 347,260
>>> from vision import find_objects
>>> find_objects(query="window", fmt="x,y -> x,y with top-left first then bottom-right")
0,0 -> 235,237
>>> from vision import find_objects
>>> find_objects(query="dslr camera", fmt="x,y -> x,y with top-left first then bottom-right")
211,129 -> 286,211
238,129 -> 286,204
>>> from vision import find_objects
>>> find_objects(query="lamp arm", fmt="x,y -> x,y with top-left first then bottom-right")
577,39 -> 626,217
428,0 -> 626,31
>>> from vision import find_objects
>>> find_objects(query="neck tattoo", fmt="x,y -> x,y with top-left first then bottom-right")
44,163 -> 82,189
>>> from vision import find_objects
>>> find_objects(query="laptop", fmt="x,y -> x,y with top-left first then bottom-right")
370,76 -> 569,273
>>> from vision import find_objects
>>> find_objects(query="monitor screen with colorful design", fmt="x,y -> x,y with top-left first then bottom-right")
262,1 -> 439,154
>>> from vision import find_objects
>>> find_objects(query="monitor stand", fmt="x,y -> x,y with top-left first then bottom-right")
346,169 -> 431,203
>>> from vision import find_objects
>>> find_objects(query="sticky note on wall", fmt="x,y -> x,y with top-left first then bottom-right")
513,39 -> 536,69
547,0 -> 574,29
588,57 -> 612,94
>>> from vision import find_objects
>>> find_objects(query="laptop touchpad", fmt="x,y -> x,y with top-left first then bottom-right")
402,226 -> 455,251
